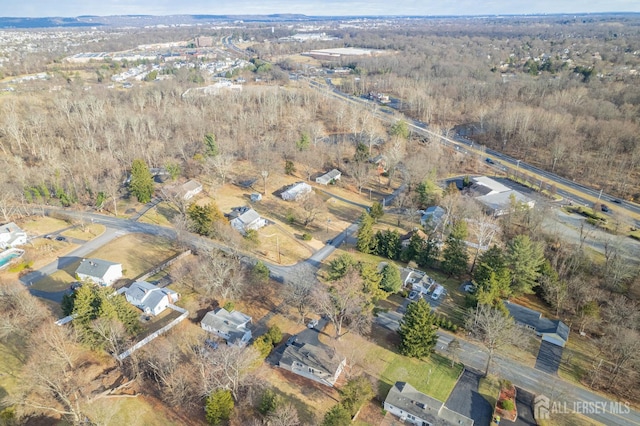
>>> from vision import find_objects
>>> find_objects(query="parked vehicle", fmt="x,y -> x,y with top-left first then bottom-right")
307,319 -> 319,329
55,236 -> 66,242
431,285 -> 444,300
408,290 -> 418,300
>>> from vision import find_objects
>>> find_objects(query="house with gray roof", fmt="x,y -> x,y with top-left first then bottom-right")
229,207 -> 266,235
315,169 -> 341,185
122,281 -> 179,316
279,339 -> 346,387
201,308 -> 252,346
505,301 -> 569,347
0,222 -> 27,249
469,176 -> 534,217
281,182 -> 312,201
384,381 -> 474,426
75,258 -> 123,287
420,206 -> 447,229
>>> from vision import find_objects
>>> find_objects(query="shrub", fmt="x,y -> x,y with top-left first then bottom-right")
223,301 -> 235,311
500,399 -> 515,411
301,233 -> 312,241
205,389 -> 234,425
265,325 -> 283,345
286,210 -> 296,224
253,336 -> 273,358
259,389 -> 279,415
399,290 -> 408,298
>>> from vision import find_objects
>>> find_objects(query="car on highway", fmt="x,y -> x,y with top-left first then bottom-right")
612,199 -> 622,204
601,204 -> 610,212
485,157 -> 495,164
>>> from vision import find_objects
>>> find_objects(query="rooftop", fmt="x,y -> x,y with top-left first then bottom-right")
76,258 -> 120,279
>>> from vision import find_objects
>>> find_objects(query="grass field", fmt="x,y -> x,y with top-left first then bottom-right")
17,216 -> 69,235
82,396 -> 187,426
0,337 -> 25,407
60,223 -> 105,240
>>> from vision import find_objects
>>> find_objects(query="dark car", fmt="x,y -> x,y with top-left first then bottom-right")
612,199 -> 622,204
55,236 -> 67,242
601,204 -> 610,212
485,158 -> 495,164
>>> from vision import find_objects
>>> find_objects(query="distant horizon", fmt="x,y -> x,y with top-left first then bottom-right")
3,11 -> 640,19
4,0 -> 640,19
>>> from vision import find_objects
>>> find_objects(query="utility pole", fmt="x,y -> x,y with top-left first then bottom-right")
597,188 -> 603,202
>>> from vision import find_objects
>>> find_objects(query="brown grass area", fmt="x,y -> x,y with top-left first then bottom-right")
260,366 -> 339,424
61,223 -> 106,240
17,216 -> 69,235
90,233 -> 179,278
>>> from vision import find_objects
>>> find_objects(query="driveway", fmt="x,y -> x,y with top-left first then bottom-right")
502,387 -> 536,426
445,369 -> 492,426
534,340 -> 563,375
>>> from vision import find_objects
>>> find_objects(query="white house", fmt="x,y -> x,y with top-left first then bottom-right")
279,341 -> 346,387
229,208 -> 267,235
178,180 -> 203,200
315,169 -> 341,185
281,182 -> 312,201
76,258 -> 123,286
122,281 -> 180,316
0,222 -> 27,249
201,308 -> 252,346
384,382 -> 474,426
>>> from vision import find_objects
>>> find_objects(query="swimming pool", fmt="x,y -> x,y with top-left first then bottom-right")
0,249 -> 24,269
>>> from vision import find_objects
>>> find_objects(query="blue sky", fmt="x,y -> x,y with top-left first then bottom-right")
6,0 -> 640,17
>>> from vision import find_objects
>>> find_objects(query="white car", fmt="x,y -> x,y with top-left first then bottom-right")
307,319 -> 319,329
464,284 -> 476,293
408,291 -> 418,300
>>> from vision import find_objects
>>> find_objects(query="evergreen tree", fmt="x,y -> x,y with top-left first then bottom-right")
340,376 -> 374,416
295,133 -> 311,151
356,213 -> 375,254
129,159 -> 154,204
473,246 -> 512,306
375,229 -> 401,260
205,389 -> 234,425
322,404 -> 352,426
416,234 -> 440,268
505,235 -> 545,296
415,176 -> 440,208
359,263 -> 385,302
398,298 -> 438,358
354,142 -> 369,163
204,133 -> 219,157
72,284 -> 98,326
187,202 -> 224,236
380,264 -> 402,293
258,389 -> 279,415
390,119 -> 410,140
400,232 -> 425,263
441,220 -> 469,277
327,253 -> 356,281
369,201 -> 384,222
284,159 -> 296,175
252,261 -> 270,283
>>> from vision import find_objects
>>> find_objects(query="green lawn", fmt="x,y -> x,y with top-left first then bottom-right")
0,338 -> 26,407
82,396 -> 185,426
478,375 -> 500,408
378,352 -> 462,402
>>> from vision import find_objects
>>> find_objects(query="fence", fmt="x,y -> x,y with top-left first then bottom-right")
116,304 -> 188,361
133,249 -> 191,282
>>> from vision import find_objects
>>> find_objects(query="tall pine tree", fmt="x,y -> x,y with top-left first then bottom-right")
129,159 -> 154,203
356,213 -> 375,254
398,298 -> 438,358
441,220 -> 469,277
473,245 -> 512,306
506,234 -> 544,296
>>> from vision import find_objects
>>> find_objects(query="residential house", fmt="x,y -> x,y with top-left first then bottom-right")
279,338 -> 346,387
401,268 -> 435,295
121,281 -> 179,316
178,180 -> 203,200
0,222 -> 27,249
505,301 -> 569,347
420,206 -> 447,229
75,258 -> 123,287
201,308 -> 252,346
281,182 -> 312,201
315,169 -> 342,185
384,381 -> 474,426
228,207 -> 267,235
400,229 -> 427,248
